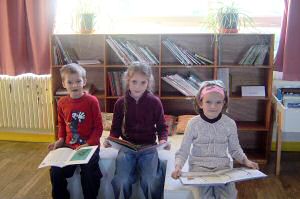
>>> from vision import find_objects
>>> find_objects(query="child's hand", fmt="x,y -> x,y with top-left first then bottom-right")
159,140 -> 171,150
48,138 -> 64,151
171,165 -> 182,179
75,143 -> 89,150
244,159 -> 259,170
103,139 -> 112,148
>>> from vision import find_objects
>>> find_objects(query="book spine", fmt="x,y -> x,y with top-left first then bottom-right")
162,76 -> 190,96
54,35 -> 72,64
106,36 -> 130,65
145,47 -> 160,65
162,40 -> 185,65
239,45 -> 255,65
194,53 -> 213,65
254,45 -> 268,65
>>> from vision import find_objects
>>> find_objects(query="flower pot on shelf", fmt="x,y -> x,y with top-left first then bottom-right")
218,13 -> 239,33
80,13 -> 95,33
207,2 -> 253,34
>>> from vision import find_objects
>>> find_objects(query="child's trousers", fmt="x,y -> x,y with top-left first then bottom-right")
199,182 -> 237,199
111,147 -> 165,199
50,148 -> 102,199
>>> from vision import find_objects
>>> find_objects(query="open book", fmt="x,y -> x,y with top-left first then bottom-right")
107,136 -> 169,152
38,146 -> 98,168
180,167 -> 267,185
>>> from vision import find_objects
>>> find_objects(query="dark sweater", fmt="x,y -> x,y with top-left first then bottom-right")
110,90 -> 168,145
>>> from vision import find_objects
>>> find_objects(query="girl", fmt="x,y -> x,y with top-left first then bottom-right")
103,62 -> 170,199
171,80 -> 258,199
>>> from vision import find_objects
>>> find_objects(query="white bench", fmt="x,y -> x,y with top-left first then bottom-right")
67,147 -> 199,199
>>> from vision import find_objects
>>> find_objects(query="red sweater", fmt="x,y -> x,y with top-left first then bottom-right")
57,93 -> 103,149
110,90 -> 168,145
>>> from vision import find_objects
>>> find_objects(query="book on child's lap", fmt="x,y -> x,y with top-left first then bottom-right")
107,136 -> 168,152
38,146 -> 98,168
180,167 -> 267,185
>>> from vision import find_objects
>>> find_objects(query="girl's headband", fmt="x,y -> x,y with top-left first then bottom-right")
200,85 -> 225,100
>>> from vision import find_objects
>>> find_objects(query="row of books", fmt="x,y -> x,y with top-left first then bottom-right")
53,35 -> 71,65
54,35 -> 268,67
107,71 -> 124,96
53,36 -> 102,65
106,36 -> 159,66
162,39 -> 214,66
239,44 -> 269,65
162,73 -> 202,96
283,94 -> 300,108
276,87 -> 300,108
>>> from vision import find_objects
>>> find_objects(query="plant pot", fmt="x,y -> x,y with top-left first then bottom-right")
219,28 -> 238,33
80,13 -> 95,33
218,13 -> 238,33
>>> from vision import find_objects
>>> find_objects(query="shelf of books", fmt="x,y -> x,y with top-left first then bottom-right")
51,33 -> 274,165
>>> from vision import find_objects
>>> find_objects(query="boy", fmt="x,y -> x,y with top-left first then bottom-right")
48,63 -> 103,199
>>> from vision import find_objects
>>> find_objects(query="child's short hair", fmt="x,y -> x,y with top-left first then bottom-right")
123,62 -> 154,92
60,63 -> 87,81
194,80 -> 228,114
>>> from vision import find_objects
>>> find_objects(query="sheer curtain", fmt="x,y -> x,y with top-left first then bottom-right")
0,0 -> 56,75
274,0 -> 300,81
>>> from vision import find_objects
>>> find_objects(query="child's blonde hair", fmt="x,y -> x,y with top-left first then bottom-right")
60,63 -> 87,81
123,62 -> 154,93
194,80 -> 228,114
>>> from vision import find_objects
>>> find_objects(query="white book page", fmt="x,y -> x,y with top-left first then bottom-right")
226,168 -> 267,182
65,146 -> 98,166
180,168 -> 266,185
38,148 -> 74,168
180,173 -> 230,185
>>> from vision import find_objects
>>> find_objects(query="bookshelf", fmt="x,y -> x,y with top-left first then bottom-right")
51,33 -> 274,166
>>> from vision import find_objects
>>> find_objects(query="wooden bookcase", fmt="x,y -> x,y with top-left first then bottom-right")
51,33 -> 274,166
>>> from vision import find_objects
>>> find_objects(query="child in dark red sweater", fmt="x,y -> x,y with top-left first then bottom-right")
104,62 -> 170,199
48,63 -> 103,199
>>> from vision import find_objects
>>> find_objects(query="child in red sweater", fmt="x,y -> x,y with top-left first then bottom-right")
48,63 -> 103,199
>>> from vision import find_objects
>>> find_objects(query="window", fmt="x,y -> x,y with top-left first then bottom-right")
54,0 -> 283,50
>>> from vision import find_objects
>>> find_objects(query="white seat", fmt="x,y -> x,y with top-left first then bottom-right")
67,147 -> 199,199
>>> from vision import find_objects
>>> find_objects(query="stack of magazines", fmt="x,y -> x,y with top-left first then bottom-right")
162,39 -> 213,66
162,73 -> 202,96
106,36 -> 159,65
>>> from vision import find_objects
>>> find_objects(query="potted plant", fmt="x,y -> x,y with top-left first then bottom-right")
80,13 -> 96,33
72,0 -> 97,33
207,2 -> 254,33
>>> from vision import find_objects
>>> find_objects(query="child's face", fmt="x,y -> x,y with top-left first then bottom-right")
62,73 -> 86,99
199,92 -> 225,119
128,72 -> 149,100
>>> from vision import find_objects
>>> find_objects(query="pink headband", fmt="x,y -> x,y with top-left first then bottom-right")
200,85 -> 225,100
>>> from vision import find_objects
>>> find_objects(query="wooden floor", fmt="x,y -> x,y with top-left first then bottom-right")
0,141 -> 300,199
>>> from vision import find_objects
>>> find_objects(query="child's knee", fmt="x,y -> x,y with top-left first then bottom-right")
50,167 -> 63,178
81,165 -> 102,179
113,175 -> 135,188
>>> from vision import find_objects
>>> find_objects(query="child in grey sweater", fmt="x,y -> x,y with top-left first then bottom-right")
171,80 -> 258,199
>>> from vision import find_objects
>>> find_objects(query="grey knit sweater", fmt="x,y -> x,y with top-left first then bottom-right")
175,114 -> 247,172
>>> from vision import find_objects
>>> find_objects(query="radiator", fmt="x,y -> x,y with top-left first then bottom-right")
0,74 -> 54,132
